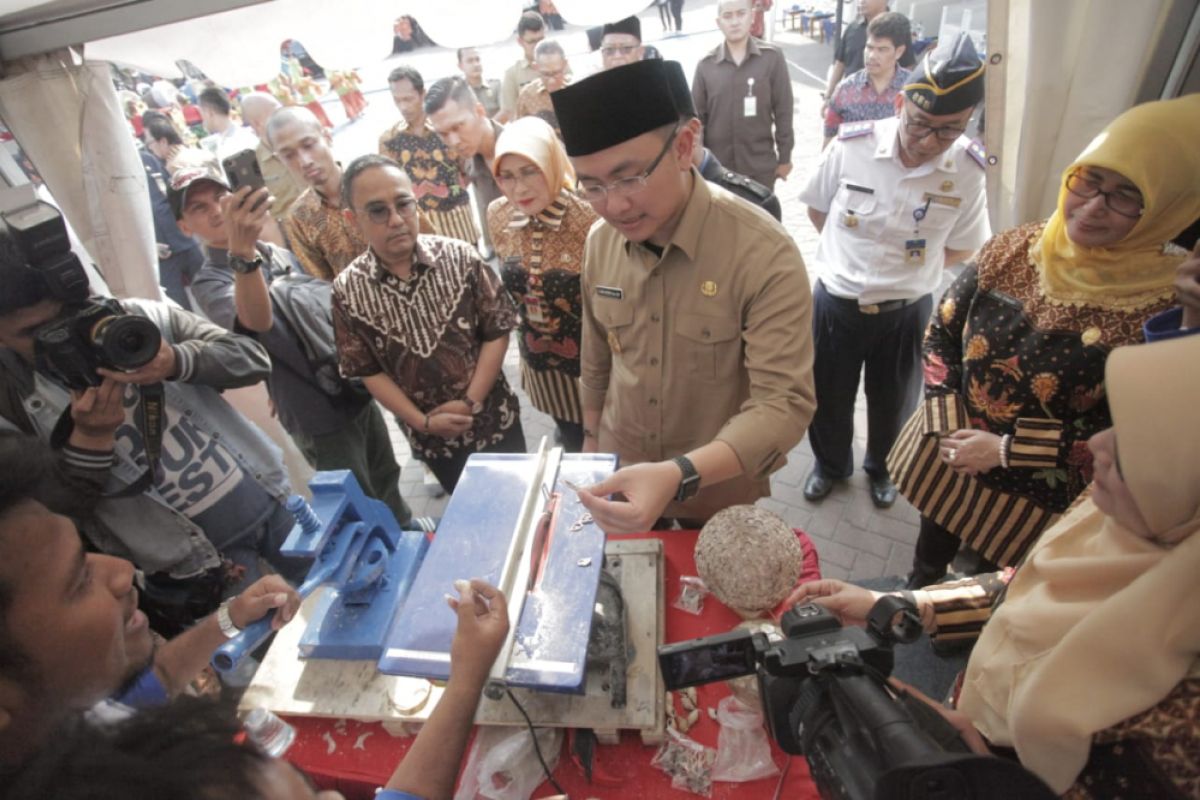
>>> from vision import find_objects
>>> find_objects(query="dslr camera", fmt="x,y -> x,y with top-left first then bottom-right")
2,199 -> 160,389
658,598 -> 1056,800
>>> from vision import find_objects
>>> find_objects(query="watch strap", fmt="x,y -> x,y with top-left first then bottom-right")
229,253 -> 264,274
672,455 -> 701,502
216,599 -> 242,639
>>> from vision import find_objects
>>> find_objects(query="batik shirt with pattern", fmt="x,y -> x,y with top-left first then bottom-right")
488,190 -> 596,423
331,236 -> 520,461
378,119 -> 472,216
888,222 -> 1176,566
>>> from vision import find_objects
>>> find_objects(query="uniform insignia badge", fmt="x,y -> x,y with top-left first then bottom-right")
840,212 -> 859,229
607,330 -> 622,354
700,281 -> 718,297
1081,327 -> 1102,347
941,180 -> 954,192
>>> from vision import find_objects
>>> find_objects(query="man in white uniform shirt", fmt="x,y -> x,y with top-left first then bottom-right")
798,33 -> 991,508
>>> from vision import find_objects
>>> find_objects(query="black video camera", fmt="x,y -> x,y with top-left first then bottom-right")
2,200 -> 160,389
658,599 -> 1056,800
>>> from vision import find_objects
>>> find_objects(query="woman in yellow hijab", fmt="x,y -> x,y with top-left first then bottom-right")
487,117 -> 598,450
888,94 -> 1200,588
791,332 -> 1200,797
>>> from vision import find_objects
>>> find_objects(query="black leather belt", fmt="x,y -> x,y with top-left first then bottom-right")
820,281 -> 926,315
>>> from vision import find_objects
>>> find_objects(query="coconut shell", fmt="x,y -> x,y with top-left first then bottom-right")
694,505 -> 802,615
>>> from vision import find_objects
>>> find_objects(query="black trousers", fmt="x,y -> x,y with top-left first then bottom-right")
426,420 -> 526,494
554,418 -> 585,453
669,0 -> 685,30
809,281 -> 932,480
913,515 -> 1000,578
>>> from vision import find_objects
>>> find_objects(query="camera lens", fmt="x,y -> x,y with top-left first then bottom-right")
91,314 -> 162,369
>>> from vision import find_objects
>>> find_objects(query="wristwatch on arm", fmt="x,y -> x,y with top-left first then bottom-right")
229,253 -> 264,275
672,455 -> 701,502
462,396 -> 483,414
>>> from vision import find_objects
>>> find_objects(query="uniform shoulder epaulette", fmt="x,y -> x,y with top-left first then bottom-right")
966,139 -> 988,169
720,170 -> 773,201
838,120 -> 875,141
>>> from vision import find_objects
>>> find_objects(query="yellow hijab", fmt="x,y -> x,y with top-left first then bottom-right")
957,334 -> 1200,794
492,116 -> 576,198
1032,94 -> 1200,311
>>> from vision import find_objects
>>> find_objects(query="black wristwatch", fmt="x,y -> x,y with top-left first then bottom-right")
229,253 -> 264,275
672,455 -> 701,502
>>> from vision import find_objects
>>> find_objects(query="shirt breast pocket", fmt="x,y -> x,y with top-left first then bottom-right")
595,297 -> 634,351
676,313 -> 740,380
838,182 -> 878,214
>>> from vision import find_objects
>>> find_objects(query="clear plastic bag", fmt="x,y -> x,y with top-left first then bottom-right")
453,725 -> 562,800
651,726 -> 716,796
672,576 -> 710,615
711,696 -> 779,782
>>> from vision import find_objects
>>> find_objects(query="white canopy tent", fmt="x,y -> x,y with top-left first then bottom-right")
983,0 -> 1197,231
0,0 -> 1195,295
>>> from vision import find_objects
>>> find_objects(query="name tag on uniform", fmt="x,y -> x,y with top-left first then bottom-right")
923,192 -> 962,208
905,239 -> 927,266
596,286 -> 623,300
743,96 -> 757,117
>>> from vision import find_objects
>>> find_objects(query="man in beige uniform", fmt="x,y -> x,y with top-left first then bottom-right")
551,60 -> 815,534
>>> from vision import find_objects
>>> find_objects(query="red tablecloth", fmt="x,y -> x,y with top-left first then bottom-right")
283,530 -> 823,799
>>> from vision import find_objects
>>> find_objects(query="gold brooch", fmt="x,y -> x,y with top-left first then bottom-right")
700,281 -> 718,297
1081,327 -> 1102,346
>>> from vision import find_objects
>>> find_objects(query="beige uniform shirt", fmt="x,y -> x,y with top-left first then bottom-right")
501,59 -> 540,118
580,173 -> 815,520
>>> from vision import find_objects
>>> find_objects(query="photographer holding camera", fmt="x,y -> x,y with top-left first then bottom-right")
786,335 -> 1200,798
0,199 -> 309,628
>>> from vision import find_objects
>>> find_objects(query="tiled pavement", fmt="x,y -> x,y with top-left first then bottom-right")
377,15 -> 931,584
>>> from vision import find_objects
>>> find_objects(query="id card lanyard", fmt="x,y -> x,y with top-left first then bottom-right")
743,77 -> 757,117
906,198 -> 932,266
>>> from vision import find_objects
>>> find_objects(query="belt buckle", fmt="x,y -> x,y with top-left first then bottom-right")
860,303 -> 881,315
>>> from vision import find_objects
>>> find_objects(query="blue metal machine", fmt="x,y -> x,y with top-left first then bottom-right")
378,447 -> 616,694
211,470 -> 429,673
212,446 -> 616,696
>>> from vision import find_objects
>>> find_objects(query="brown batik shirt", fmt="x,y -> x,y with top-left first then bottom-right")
331,236 -> 520,461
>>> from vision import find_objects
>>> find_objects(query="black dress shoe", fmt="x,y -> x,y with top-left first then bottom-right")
903,564 -> 946,590
868,474 -> 898,508
803,471 -> 835,501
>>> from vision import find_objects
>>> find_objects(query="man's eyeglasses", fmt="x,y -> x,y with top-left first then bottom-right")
600,45 -> 638,58
575,125 -> 680,203
901,108 -> 968,142
497,166 -> 544,191
361,196 -> 417,224
1065,170 -> 1144,218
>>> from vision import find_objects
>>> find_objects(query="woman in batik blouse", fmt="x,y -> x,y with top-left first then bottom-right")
487,117 -> 598,451
889,94 -> 1200,588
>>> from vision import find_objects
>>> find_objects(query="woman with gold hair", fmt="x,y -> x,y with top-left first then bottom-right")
791,333 -> 1200,798
487,117 -> 598,450
888,94 -> 1200,588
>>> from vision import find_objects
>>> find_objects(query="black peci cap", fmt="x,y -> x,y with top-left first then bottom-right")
551,59 -> 681,156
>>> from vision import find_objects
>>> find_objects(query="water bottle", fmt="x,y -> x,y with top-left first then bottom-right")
242,707 -> 297,757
